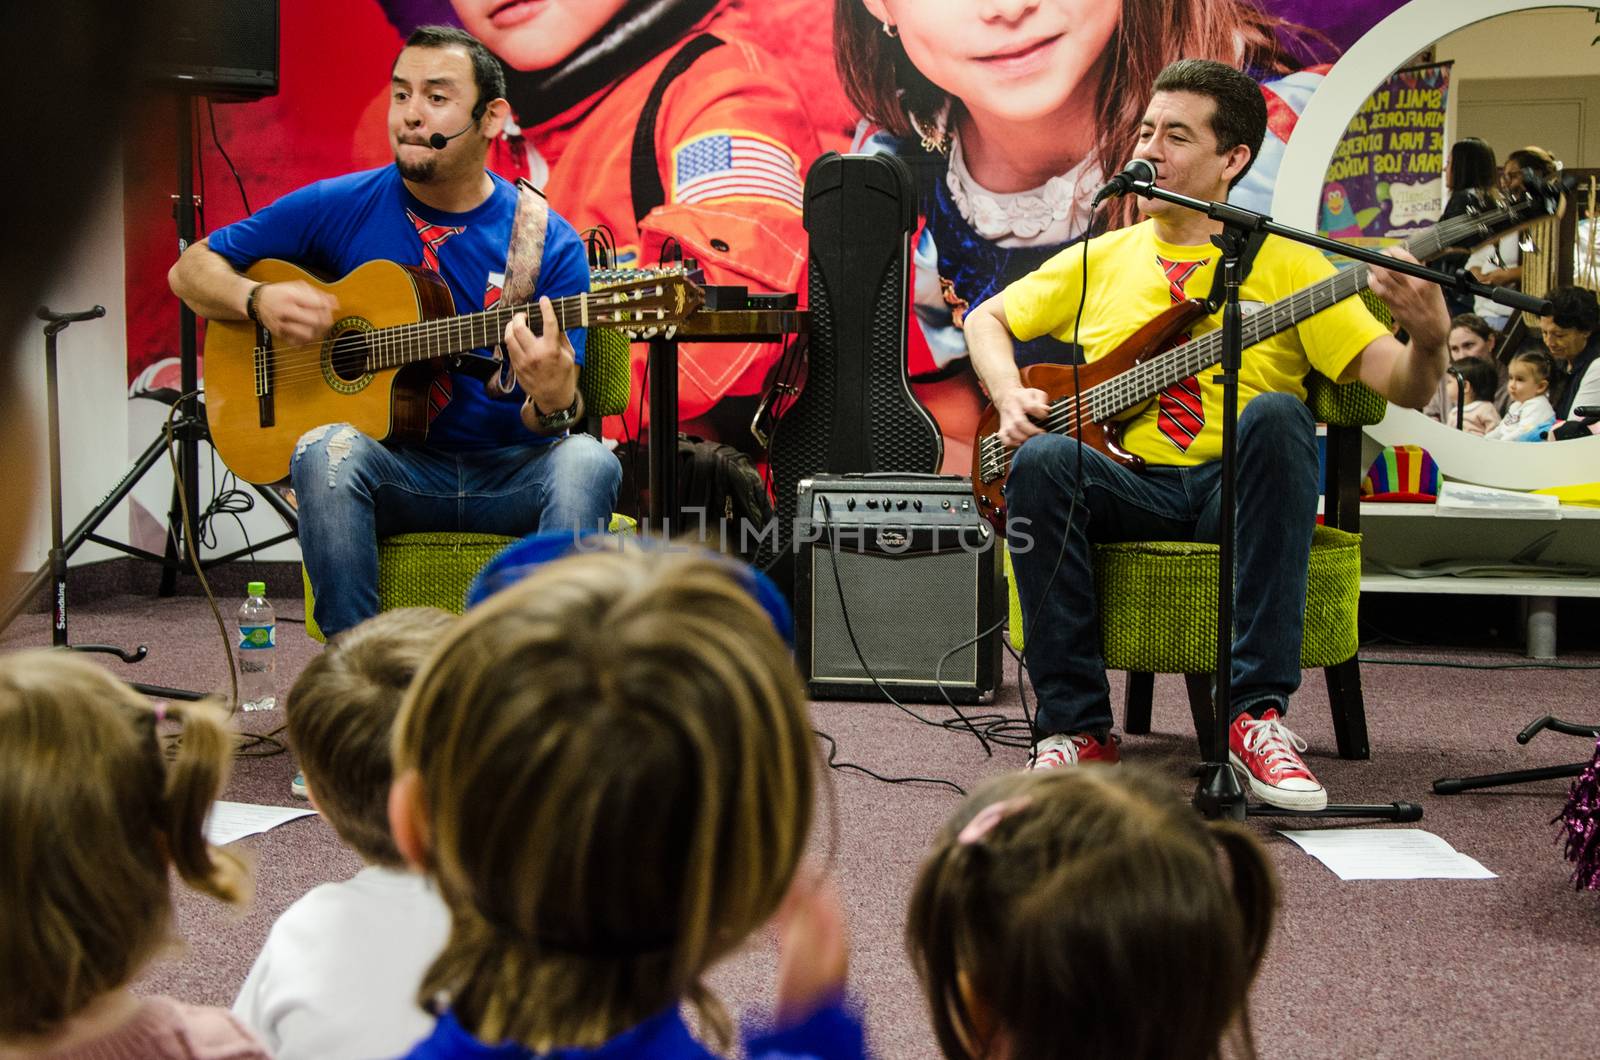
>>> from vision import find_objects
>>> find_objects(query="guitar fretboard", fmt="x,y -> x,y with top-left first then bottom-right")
1069,201 -> 1536,423
361,295 -> 594,371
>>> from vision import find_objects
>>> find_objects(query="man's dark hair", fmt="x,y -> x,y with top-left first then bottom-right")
1151,59 -> 1268,189
1546,285 -> 1600,334
403,25 -> 507,121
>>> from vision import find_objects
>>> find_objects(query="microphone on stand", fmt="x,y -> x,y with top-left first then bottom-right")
1091,158 -> 1157,207
1445,364 -> 1467,431
428,122 -> 477,149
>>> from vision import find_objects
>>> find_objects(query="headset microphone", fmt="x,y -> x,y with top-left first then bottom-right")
428,122 -> 476,149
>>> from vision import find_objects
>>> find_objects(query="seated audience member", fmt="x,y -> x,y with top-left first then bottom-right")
1485,350 -> 1557,441
1425,314 -> 1500,421
391,546 -> 867,1059
234,608 -> 456,1059
1467,146 -> 1560,332
0,652 -> 265,1060
1542,285 -> 1600,439
1443,356 -> 1502,436
906,768 -> 1276,1060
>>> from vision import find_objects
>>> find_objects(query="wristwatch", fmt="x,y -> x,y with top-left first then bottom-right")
531,393 -> 581,432
245,282 -> 266,324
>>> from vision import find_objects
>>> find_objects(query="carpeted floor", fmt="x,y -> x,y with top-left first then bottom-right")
5,589 -> 1598,1059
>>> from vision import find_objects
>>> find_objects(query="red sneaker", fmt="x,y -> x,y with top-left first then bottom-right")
1029,732 -> 1121,770
1229,708 -> 1327,810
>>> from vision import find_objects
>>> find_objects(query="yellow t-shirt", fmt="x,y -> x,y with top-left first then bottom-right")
1001,220 -> 1390,466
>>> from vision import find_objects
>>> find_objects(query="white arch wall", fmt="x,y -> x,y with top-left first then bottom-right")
1273,0 -> 1600,231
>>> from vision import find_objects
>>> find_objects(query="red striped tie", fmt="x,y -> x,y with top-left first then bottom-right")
406,209 -> 466,424
407,209 -> 465,274
1154,256 -> 1206,452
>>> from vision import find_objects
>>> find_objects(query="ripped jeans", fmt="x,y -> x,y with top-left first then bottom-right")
290,424 -> 621,637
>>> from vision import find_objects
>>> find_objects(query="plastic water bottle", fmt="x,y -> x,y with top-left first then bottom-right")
237,581 -> 277,711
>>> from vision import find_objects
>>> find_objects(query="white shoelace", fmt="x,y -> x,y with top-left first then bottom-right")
1239,717 -> 1310,776
1032,733 -> 1087,766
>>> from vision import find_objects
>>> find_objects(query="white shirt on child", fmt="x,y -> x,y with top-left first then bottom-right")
232,865 -> 451,1060
1484,394 -> 1557,441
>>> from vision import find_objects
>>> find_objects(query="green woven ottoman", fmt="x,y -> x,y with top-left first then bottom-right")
1005,524 -> 1366,758
305,515 -> 637,642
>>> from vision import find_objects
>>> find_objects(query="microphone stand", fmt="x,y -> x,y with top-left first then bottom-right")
1451,369 -> 1466,431
1123,177 -> 1547,823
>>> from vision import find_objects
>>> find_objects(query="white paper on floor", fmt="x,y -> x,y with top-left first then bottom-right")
205,801 -> 318,846
1278,828 -> 1497,881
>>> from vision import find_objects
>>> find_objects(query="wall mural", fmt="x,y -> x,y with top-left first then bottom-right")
124,0 -> 1421,473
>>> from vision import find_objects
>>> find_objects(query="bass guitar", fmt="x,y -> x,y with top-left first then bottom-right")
970,182 -> 1562,529
204,260 -> 701,484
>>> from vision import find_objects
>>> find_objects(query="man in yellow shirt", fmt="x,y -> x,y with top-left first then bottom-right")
965,59 -> 1449,809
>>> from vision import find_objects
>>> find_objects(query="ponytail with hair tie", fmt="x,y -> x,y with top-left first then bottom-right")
153,697 -> 251,904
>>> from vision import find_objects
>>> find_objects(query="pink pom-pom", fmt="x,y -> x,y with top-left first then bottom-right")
1556,737 -> 1600,891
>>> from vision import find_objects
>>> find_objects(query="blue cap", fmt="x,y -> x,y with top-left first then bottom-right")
466,531 -> 793,648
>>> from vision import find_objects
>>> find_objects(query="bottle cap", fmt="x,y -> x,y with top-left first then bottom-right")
247,581 -> 267,597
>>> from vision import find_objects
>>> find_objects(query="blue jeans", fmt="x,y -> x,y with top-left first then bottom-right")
1005,392 -> 1318,737
290,424 -> 621,637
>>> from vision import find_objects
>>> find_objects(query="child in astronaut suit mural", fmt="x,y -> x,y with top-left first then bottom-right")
375,0 -> 835,447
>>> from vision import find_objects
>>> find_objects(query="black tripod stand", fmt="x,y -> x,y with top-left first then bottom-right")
0,95 -> 297,697
1434,716 -> 1600,795
1117,177 -> 1553,823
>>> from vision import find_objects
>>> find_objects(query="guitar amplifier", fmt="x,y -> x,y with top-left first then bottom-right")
795,474 -> 1002,704
763,152 -> 942,585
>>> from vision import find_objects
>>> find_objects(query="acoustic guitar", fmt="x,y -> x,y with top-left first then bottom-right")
970,183 -> 1562,530
203,260 -> 701,484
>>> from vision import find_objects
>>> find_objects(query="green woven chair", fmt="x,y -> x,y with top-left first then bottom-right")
302,327 -> 636,642
1006,373 -> 1388,761
305,516 -> 636,642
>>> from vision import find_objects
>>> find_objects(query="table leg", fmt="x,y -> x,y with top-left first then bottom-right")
648,335 -> 679,532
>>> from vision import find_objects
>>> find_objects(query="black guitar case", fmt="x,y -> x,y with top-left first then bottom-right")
763,151 -> 943,578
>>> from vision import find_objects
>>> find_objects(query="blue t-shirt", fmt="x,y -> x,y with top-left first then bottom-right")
208,166 -> 589,450
401,1000 -> 867,1060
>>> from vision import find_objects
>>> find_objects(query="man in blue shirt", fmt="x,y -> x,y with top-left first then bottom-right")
170,26 -> 620,639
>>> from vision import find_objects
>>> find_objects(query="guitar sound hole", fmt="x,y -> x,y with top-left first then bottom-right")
329,330 -> 370,383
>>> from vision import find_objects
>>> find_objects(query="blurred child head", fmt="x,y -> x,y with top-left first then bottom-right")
1451,355 -> 1499,407
390,546 -> 814,1051
1506,349 -> 1553,406
0,652 -> 248,1037
907,768 -> 1277,1060
1447,313 -> 1497,362
286,606 -> 455,867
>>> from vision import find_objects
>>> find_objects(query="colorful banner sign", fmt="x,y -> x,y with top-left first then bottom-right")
1320,62 -> 1452,247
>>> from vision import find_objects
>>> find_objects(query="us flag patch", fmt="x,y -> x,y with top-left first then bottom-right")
672,132 -> 803,210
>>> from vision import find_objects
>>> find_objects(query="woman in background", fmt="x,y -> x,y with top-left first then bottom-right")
1469,145 -> 1560,331
1437,137 -> 1498,319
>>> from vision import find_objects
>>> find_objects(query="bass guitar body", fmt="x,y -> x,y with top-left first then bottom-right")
970,298 -> 1209,530
204,259 -> 455,485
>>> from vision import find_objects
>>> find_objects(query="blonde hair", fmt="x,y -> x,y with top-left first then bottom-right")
285,606 -> 456,866
0,651 -> 249,1036
907,769 -> 1277,1060
394,547 -> 814,1051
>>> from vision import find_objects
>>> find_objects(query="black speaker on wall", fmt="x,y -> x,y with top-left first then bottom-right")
795,474 -> 1001,704
145,0 -> 279,101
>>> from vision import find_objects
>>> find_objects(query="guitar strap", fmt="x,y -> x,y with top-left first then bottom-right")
488,178 -> 551,398
1201,230 -> 1268,314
